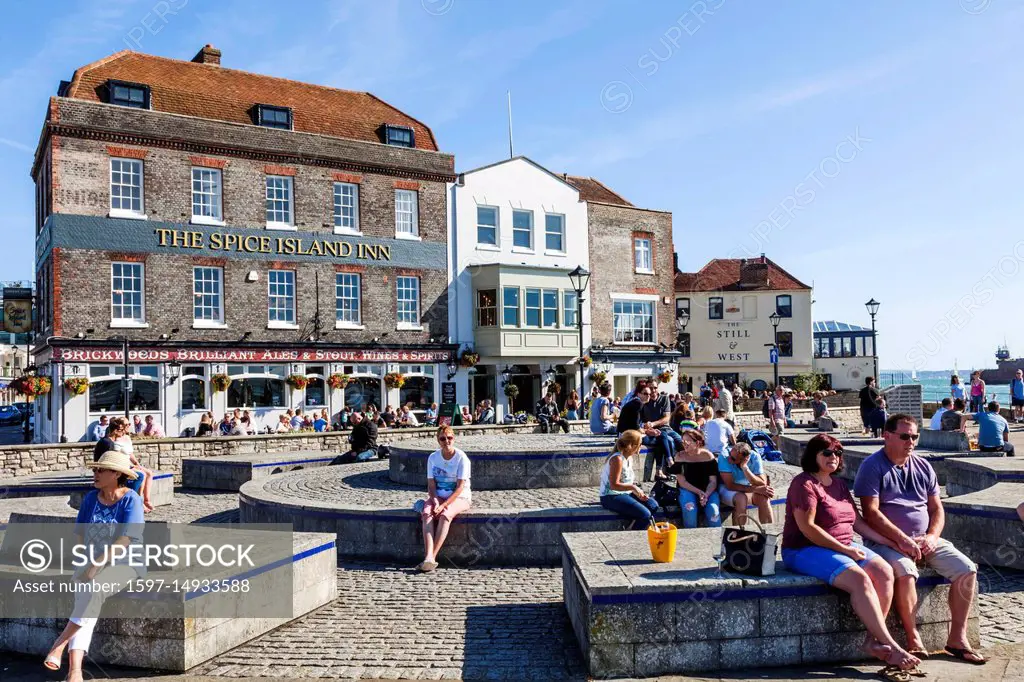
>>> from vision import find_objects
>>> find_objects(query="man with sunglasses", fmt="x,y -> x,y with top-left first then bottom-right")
854,413 -> 984,664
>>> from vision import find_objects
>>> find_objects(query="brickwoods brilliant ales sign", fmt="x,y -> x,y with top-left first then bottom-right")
155,228 -> 392,260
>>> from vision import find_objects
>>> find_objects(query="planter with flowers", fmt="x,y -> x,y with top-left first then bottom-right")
10,376 -> 52,398
590,370 -> 607,385
211,374 -> 231,393
459,350 -> 480,368
578,356 -> 593,368
657,370 -> 673,384
384,372 -> 406,389
327,373 -> 350,390
286,374 -> 309,390
63,377 -> 89,396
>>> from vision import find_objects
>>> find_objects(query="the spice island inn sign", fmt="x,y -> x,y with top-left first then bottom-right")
36,215 -> 446,270
52,347 -> 454,363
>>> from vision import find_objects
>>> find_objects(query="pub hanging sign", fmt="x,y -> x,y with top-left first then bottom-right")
2,287 -> 32,334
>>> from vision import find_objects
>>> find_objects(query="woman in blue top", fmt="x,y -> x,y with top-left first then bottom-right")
44,450 -> 145,682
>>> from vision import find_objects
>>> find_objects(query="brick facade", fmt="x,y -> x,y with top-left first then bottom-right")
40,102 -> 453,344
586,202 -> 675,349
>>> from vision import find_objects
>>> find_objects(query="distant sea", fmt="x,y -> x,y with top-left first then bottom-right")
880,370 -> 1010,404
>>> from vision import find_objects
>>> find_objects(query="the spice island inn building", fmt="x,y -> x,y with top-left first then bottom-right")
30,45 -> 457,442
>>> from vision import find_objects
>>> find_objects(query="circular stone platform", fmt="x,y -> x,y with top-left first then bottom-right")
945,457 -> 1024,496
389,433 -> 644,490
239,459 -> 799,567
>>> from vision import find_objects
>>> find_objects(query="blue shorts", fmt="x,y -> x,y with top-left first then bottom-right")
781,542 -> 879,585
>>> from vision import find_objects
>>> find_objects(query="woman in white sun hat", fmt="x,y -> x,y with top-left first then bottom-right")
43,448 -> 145,682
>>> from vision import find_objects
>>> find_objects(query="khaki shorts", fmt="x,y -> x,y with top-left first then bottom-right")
864,538 -> 976,581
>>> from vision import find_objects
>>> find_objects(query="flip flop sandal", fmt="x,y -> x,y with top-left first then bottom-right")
876,666 -> 912,682
907,649 -> 929,659
905,667 -> 926,678
944,647 -> 987,665
421,561 -> 438,572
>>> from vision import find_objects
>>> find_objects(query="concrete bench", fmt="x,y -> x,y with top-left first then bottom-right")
389,434 -> 644,490
945,457 -> 1024,497
562,528 -> 977,678
919,429 -> 970,452
181,450 -> 337,491
240,460 -> 796,567
0,469 -> 174,507
0,523 -> 337,671
944,482 -> 1024,571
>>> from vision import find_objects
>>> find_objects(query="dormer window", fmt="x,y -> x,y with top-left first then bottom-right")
383,124 -> 414,148
255,104 -> 293,130
107,80 -> 150,109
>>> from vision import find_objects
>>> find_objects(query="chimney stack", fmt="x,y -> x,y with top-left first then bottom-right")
192,44 -> 221,66
739,260 -> 770,288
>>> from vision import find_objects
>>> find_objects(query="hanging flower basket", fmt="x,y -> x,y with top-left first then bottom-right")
590,370 -> 607,385
578,356 -> 593,368
657,370 -> 673,384
503,383 -> 519,398
211,374 -> 231,393
327,373 -> 350,390
10,376 -> 51,397
680,373 -> 689,382
384,372 -> 406,389
547,382 -> 562,395
63,377 -> 89,396
286,374 -> 309,390
459,350 -> 480,368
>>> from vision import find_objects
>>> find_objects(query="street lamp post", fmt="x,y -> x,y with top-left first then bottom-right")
769,311 -> 781,389
567,265 -> 591,398
865,298 -> 880,382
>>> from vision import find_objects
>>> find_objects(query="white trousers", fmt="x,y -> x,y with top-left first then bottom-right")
68,565 -> 137,653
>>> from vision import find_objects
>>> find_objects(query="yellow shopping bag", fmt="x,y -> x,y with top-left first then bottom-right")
647,521 -> 678,563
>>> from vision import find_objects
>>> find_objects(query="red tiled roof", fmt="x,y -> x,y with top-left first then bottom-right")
64,49 -> 440,151
564,175 -> 633,206
674,256 -> 811,292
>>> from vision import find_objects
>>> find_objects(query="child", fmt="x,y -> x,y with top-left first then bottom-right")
868,397 -> 888,438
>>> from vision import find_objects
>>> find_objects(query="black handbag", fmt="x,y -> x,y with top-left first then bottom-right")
719,518 -> 778,576
650,479 -> 679,509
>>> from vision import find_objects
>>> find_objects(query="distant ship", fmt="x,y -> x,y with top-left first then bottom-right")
979,345 -> 1024,383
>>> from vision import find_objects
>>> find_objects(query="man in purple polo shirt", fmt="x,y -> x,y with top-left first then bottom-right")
854,414 -> 985,664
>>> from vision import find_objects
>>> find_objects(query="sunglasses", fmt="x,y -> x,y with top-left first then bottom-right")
820,449 -> 843,458
895,433 -> 920,442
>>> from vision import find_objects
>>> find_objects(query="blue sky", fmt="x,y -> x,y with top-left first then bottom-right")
1,0 -> 1021,372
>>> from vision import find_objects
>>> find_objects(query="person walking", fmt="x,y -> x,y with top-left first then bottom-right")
767,385 -> 787,437
950,374 -> 966,403
1011,370 -> 1024,424
859,377 -> 881,436
714,380 -> 735,427
969,372 -> 986,414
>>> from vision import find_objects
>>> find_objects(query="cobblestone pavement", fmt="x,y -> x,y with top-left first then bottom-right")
253,461 -> 800,510
184,563 -> 1024,680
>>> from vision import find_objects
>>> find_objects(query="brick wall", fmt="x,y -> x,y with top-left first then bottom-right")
57,250 -> 448,343
45,113 -> 450,343
586,202 -> 674,347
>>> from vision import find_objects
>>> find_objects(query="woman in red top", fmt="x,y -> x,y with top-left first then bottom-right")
782,435 -> 920,673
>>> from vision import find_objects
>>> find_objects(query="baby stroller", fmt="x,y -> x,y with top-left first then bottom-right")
737,429 -> 784,462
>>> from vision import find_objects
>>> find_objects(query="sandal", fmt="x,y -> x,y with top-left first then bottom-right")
43,655 -> 61,671
420,560 -> 438,572
877,666 -> 912,682
907,649 -> 929,659
944,646 -> 987,665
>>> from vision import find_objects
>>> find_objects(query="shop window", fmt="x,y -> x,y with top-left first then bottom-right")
180,366 -> 206,411
88,365 -> 159,413
399,376 -> 434,409
477,289 -> 497,327
345,377 -> 381,412
778,331 -> 794,357
227,377 -> 287,408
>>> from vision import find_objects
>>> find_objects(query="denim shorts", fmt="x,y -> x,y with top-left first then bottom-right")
781,542 -> 879,585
